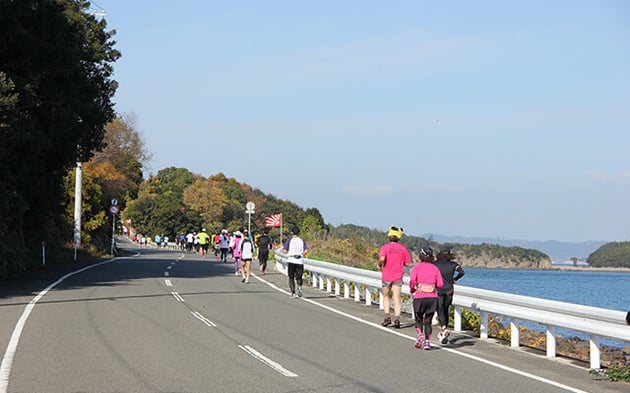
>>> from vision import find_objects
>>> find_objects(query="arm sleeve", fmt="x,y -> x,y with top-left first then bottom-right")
454,264 -> 465,282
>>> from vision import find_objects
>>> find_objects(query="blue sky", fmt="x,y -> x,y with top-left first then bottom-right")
100,1 -> 630,243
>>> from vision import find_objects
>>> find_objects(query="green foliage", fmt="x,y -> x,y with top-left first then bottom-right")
590,365 -> 630,382
587,241 -> 630,268
0,1 -> 119,277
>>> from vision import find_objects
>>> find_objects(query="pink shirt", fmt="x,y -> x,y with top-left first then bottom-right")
409,262 -> 444,299
378,242 -> 411,282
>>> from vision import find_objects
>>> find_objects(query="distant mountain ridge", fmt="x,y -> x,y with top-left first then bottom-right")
422,233 -> 607,263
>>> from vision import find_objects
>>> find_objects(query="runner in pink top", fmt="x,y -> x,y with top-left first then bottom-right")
377,226 -> 411,328
409,247 -> 444,350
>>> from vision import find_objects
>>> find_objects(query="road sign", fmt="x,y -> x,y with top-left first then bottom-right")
109,205 -> 120,214
111,198 -> 118,206
246,201 -> 255,211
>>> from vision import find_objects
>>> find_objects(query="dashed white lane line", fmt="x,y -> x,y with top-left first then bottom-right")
171,291 -> 185,302
239,345 -> 298,378
164,279 -> 172,287
191,311 -> 217,327
250,274 -> 589,393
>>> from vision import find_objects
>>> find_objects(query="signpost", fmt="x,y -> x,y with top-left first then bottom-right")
110,199 -> 119,255
245,201 -> 255,234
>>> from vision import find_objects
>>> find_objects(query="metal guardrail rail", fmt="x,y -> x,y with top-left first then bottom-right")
274,251 -> 629,369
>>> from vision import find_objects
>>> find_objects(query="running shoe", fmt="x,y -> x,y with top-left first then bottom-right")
241,277 -> 246,283
437,332 -> 444,342
393,318 -> 401,329
441,329 -> 450,344
245,278 -> 249,284
291,293 -> 297,298
297,287 -> 303,298
415,333 -> 425,349
381,317 -> 392,327
423,340 -> 431,350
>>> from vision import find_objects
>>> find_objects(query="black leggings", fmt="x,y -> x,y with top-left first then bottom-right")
258,249 -> 269,271
287,262 -> 304,294
437,292 -> 453,327
413,297 -> 438,338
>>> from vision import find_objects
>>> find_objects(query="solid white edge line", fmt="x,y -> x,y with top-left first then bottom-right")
250,274 -> 589,393
239,345 -> 298,377
0,259 -> 116,393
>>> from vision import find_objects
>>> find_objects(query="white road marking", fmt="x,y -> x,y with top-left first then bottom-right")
171,291 -> 185,302
239,345 -> 298,378
164,279 -> 172,287
190,311 -> 217,327
251,274 -> 589,393
0,259 -> 116,393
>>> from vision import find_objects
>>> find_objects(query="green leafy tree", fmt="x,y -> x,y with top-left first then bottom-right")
0,1 -> 119,276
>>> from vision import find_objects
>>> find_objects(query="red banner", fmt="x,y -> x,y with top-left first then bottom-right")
265,214 -> 282,228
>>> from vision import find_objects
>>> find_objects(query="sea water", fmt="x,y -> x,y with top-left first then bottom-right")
457,268 -> 630,347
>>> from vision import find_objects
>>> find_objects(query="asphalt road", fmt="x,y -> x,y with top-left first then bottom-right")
0,241 -> 627,393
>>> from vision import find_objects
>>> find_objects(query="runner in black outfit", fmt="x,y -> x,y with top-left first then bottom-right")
256,228 -> 273,275
433,246 -> 465,344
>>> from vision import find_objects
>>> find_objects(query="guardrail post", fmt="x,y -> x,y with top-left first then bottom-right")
379,290 -> 384,310
319,275 -> 325,290
344,281 -> 350,298
546,327 -> 557,358
510,319 -> 520,347
480,312 -> 489,339
589,336 -> 601,369
364,287 -> 371,306
354,284 -> 361,302
326,276 -> 332,293
454,306 -> 462,332
312,272 -> 318,288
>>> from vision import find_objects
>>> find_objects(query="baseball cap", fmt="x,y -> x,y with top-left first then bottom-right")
419,246 -> 434,257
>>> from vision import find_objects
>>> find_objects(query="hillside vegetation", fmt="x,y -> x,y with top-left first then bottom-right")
587,242 -> 630,268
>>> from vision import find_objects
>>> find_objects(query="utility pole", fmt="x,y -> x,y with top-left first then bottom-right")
73,162 -> 82,261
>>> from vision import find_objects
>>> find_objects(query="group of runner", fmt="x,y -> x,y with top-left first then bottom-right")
377,226 -> 465,350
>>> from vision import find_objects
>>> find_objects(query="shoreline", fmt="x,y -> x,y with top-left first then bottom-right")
548,266 -> 630,273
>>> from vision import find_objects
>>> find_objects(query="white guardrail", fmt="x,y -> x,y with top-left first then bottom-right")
273,251 -> 630,369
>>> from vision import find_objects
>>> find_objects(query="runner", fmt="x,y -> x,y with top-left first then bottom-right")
197,228 -> 211,257
409,247 -> 444,350
377,226 -> 411,328
256,227 -> 273,275
219,229 -> 230,263
230,231 -> 243,277
282,226 -> 309,298
434,246 -> 465,344
240,230 -> 254,283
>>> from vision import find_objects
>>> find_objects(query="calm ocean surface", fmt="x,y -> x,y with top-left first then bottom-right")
457,268 -> 629,347
459,268 -> 629,312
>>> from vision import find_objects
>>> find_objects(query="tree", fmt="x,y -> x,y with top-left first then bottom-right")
0,1 -> 120,276
125,168 -> 202,238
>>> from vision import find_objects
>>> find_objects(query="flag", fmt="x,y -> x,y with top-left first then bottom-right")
265,214 -> 282,228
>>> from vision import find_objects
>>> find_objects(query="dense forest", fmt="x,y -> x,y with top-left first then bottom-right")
1,2 -> 628,280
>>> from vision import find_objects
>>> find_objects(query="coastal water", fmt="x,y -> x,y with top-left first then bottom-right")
461,268 -> 628,312
458,268 -> 629,347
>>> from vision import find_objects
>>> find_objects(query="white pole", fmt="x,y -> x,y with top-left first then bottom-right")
73,162 -> 82,261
